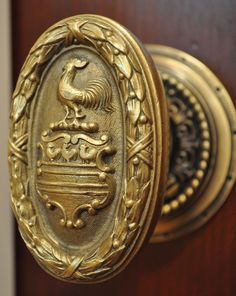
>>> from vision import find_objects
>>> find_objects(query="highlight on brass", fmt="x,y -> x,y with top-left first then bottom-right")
8,15 -> 168,283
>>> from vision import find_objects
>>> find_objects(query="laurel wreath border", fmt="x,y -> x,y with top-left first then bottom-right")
9,16 -> 154,282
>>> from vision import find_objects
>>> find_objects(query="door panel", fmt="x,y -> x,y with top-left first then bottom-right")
12,1 -> 236,295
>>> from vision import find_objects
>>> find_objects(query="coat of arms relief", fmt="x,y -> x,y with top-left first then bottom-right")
36,58 -> 117,230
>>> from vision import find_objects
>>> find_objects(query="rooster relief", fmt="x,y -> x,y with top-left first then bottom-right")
55,58 -> 114,128
36,57 -> 117,230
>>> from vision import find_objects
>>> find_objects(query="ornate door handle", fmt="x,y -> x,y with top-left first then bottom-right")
8,15 -> 236,283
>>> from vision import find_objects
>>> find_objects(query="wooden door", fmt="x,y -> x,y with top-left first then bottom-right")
12,1 -> 236,295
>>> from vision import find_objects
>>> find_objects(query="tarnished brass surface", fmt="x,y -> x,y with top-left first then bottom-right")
8,15 -> 169,283
147,45 -> 236,242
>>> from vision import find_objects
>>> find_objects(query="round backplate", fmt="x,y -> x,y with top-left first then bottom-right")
147,45 -> 236,242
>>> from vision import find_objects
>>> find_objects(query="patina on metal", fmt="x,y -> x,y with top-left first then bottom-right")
147,45 -> 236,242
8,15 -> 169,283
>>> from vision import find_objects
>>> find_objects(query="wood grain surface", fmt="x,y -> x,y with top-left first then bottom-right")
11,0 -> 236,295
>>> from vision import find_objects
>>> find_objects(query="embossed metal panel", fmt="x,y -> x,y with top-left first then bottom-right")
9,15 -> 168,283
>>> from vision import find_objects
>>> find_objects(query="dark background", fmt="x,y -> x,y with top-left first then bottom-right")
12,1 -> 236,295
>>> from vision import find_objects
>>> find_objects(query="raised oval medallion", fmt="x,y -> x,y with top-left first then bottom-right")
9,15 -> 168,283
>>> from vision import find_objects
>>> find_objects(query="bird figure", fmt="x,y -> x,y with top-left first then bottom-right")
57,58 -> 113,126
61,143 -> 77,162
79,144 -> 97,164
46,142 -> 61,161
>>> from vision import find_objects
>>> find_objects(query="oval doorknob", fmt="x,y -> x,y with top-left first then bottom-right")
8,14 -> 236,283
9,14 -> 169,283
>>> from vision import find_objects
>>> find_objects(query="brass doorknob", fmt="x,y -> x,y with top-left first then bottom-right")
8,14 -> 236,283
